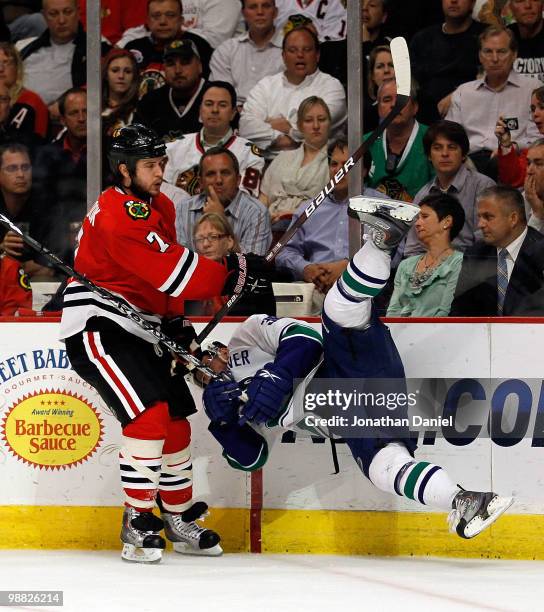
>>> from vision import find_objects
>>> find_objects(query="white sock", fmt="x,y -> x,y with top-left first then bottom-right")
324,241 -> 391,329
369,443 -> 460,510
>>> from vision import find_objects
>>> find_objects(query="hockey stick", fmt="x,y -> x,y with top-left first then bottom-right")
193,36 -> 411,348
0,212 -> 220,382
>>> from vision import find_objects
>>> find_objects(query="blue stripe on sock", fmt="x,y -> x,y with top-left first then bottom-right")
417,465 -> 441,504
350,259 -> 388,285
336,279 -> 362,303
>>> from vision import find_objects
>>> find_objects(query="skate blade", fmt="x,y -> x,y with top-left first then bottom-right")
349,196 -> 420,222
172,542 -> 224,557
463,496 -> 514,539
121,543 -> 163,564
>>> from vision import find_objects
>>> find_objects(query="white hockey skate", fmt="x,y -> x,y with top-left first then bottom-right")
448,489 -> 514,539
162,501 -> 223,556
120,506 -> 166,563
348,196 -> 420,250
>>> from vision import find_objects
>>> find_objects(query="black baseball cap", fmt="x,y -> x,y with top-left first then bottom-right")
163,39 -> 201,61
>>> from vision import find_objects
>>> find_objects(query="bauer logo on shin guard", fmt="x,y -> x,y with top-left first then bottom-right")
124,200 -> 151,220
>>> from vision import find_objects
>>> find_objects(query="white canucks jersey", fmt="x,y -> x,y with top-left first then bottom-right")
274,0 -> 347,42
164,131 -> 265,198
227,314 -> 324,436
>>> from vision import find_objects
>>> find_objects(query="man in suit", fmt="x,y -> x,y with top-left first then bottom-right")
450,184 -> 544,316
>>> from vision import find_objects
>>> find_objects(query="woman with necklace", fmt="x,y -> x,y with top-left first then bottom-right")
387,193 -> 465,317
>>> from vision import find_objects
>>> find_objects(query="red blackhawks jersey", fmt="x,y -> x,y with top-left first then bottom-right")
0,255 -> 32,316
59,186 -> 228,342
164,131 -> 264,198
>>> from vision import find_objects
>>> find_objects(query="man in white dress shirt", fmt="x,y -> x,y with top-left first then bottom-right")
239,26 -> 346,156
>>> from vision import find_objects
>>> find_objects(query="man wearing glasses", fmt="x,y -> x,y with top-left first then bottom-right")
0,143 -> 56,278
446,26 -> 540,180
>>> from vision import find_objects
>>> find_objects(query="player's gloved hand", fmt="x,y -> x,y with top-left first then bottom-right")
239,363 -> 293,425
203,377 -> 243,424
161,316 -> 200,375
222,252 -> 273,297
161,315 -> 197,349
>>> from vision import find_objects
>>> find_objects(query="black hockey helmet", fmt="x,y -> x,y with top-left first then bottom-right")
108,124 -> 167,175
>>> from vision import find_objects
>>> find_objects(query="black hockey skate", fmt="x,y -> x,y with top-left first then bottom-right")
162,501 -> 223,556
120,506 -> 166,563
348,196 -> 420,251
448,489 -> 514,539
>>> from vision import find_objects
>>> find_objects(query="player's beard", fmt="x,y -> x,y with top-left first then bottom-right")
129,174 -> 158,202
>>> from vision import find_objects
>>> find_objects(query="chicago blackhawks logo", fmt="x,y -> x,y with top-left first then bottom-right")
1,389 -> 104,470
175,166 -> 200,195
18,267 -> 30,291
124,199 -> 151,220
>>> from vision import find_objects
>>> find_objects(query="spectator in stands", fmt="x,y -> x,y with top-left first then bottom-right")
135,38 -> 206,141
274,139 -> 381,292
175,146 -> 272,254
20,0 -> 86,108
410,0 -> 485,124
101,48 -> 140,183
404,120 -> 495,257
446,26 -> 540,179
209,0 -> 284,108
273,0 -> 347,42
164,80 -> 264,197
186,211 -> 275,316
124,0 -> 212,95
78,0 -> 147,46
0,252 -> 32,316
521,137 -> 544,234
118,0 -> 242,51
366,79 -> 434,201
362,0 -> 390,58
259,96 -> 330,227
0,42 -> 48,143
509,0 -> 544,82
0,143 -> 55,278
450,184 -> 544,316
363,45 -> 395,133
387,193 -> 465,317
33,87 -> 87,262
239,26 -> 346,156
496,84 -> 544,186
102,48 -> 140,135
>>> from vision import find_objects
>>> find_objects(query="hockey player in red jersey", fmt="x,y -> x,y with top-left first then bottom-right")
60,124 -> 257,563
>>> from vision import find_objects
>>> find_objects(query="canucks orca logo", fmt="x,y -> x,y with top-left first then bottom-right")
124,200 -> 151,220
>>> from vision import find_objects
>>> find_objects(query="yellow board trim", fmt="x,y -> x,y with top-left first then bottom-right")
0,506 -> 249,552
0,506 -> 541,559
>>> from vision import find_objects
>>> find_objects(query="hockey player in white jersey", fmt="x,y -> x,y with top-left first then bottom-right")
197,197 -> 514,539
164,81 -> 264,197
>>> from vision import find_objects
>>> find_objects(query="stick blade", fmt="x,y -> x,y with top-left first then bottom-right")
390,37 -> 411,97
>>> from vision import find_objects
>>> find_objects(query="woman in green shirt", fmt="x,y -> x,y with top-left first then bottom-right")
387,193 -> 466,317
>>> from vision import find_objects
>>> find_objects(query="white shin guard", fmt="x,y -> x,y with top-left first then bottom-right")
369,443 -> 459,510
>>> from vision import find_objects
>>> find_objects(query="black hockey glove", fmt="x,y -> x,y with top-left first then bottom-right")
161,316 -> 200,374
161,315 -> 197,349
222,252 -> 272,297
